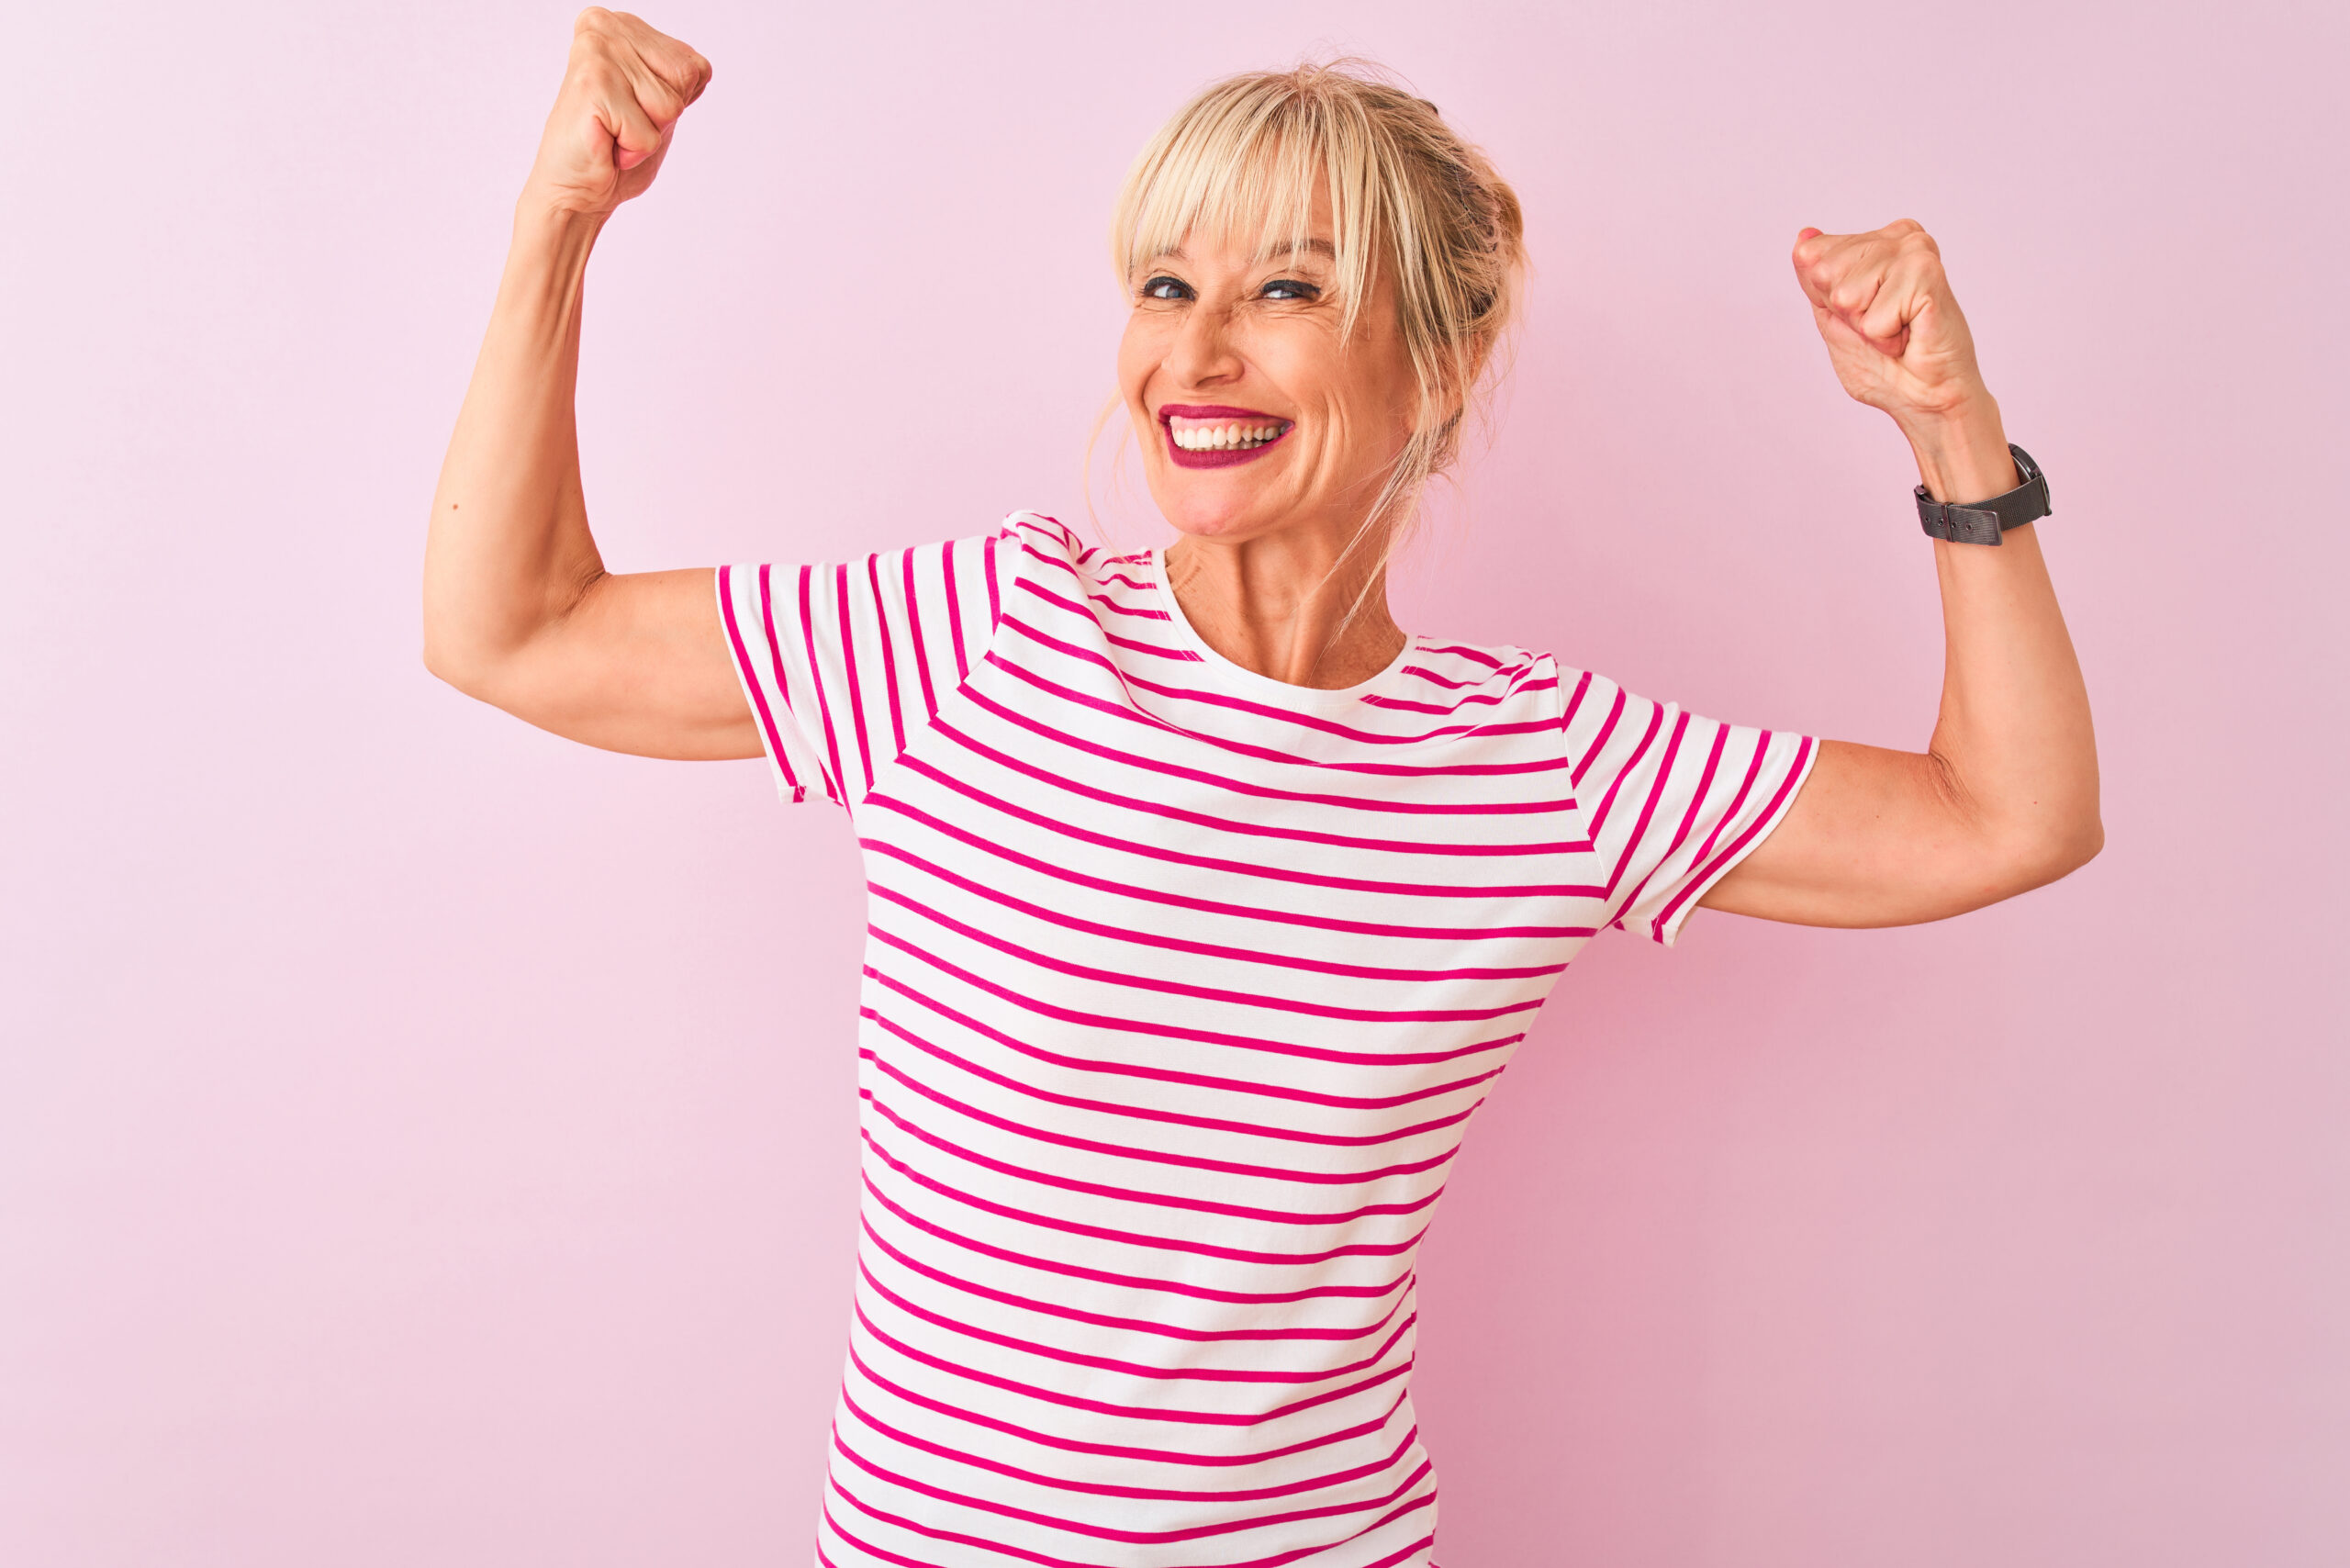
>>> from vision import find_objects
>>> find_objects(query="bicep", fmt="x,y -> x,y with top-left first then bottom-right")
1698,738 -> 2013,927
474,566 -> 762,760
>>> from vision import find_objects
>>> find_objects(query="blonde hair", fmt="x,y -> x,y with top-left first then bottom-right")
1108,59 -> 1526,600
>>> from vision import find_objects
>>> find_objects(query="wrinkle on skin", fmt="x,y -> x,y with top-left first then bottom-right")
1118,192 -> 1427,690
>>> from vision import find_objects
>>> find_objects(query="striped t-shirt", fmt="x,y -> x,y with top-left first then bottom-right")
719,514 -> 1815,1568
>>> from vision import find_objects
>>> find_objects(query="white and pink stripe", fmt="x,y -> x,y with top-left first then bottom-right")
720,514 -> 1815,1567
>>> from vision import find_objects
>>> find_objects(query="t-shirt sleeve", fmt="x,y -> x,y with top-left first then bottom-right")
1559,669 -> 1818,946
716,533 -> 1002,808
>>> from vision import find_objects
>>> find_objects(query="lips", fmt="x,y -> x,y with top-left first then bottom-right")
1158,403 -> 1294,470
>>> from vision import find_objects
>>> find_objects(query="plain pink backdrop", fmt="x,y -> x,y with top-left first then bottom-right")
5,2 -> 2344,1564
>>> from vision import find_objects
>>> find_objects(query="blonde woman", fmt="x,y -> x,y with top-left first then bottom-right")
424,11 -> 2099,1565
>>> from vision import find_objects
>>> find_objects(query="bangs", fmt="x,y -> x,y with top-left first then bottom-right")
1113,80 -> 1384,340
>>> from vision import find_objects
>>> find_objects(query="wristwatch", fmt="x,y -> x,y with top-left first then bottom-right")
1915,443 -> 2050,545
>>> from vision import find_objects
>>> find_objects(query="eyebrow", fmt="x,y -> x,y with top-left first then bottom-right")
1258,238 -> 1338,263
1148,238 -> 1338,265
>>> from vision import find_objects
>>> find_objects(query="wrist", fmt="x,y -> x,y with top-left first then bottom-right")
508,196 -> 607,274
1897,390 -> 2018,504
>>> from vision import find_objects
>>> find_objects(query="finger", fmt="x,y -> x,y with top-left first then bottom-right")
647,41 -> 712,106
1854,255 -> 1930,351
604,11 -> 713,107
1822,254 -> 1887,330
1792,232 -> 1841,307
1810,301 -> 1876,360
596,79 -> 666,171
1861,232 -> 1951,350
1792,229 -> 1866,309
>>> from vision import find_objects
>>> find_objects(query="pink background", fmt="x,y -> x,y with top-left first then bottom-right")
6,2 -> 2344,1563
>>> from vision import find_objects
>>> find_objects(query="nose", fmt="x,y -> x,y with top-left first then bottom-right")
1167,300 -> 1243,389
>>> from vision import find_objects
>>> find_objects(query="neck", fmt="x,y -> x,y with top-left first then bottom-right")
1162,524 -> 1407,690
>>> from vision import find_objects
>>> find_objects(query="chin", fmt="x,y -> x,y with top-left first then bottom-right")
1147,475 -> 1281,542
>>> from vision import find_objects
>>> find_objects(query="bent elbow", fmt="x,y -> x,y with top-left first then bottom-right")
2071,813 -> 2107,873
420,622 -> 504,705
420,634 -> 457,689
1997,812 -> 2105,899
420,628 -> 473,695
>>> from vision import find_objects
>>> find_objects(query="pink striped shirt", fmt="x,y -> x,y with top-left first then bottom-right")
720,514 -> 1816,1567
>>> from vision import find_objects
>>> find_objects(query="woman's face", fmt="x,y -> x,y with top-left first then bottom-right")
1117,203 -> 1418,549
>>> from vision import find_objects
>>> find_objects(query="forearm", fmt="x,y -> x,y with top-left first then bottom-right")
1908,398 -> 2101,877
422,208 -> 609,690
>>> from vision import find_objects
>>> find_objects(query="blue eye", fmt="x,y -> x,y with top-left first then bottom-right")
1263,277 -> 1321,301
1140,274 -> 1193,301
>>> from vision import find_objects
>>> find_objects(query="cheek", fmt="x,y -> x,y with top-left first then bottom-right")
1340,364 -> 1416,460
1116,319 -> 1162,405
1251,323 -> 1382,445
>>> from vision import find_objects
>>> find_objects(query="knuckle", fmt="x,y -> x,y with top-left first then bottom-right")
650,43 -> 708,89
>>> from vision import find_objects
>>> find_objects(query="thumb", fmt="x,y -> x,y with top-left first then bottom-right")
601,96 -> 666,172
614,121 -> 668,172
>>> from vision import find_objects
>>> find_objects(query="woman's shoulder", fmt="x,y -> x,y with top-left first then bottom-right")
1405,636 -> 1555,686
995,510 -> 1086,557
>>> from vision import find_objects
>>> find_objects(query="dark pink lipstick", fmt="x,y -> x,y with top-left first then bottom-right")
1158,403 -> 1294,470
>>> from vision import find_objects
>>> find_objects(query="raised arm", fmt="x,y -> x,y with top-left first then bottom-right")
1702,220 -> 2101,927
422,9 -> 755,760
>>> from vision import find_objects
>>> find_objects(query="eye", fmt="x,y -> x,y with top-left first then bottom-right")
1139,274 -> 1193,302
1261,276 -> 1322,301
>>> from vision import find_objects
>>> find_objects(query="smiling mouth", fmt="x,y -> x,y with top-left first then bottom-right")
1158,404 -> 1293,469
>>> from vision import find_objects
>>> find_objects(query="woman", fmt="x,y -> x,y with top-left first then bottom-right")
423,11 -> 2099,1565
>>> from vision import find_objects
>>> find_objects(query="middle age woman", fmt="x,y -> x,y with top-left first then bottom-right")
422,10 -> 2100,1564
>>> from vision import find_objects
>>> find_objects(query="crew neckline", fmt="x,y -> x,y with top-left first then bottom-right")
1147,545 -> 1420,709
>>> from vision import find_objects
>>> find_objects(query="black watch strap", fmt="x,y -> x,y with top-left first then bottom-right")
1915,443 -> 2050,546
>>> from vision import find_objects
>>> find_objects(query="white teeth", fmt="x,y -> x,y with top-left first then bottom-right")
1169,420 -> 1286,451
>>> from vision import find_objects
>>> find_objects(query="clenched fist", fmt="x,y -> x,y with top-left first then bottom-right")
1793,219 -> 1990,431
524,9 -> 711,219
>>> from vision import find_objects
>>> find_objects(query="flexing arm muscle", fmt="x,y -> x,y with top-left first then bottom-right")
1701,223 -> 2101,927
422,10 -> 754,760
